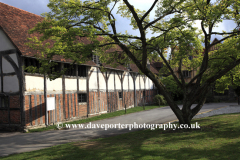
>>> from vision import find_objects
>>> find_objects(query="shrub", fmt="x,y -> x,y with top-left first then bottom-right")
153,94 -> 167,107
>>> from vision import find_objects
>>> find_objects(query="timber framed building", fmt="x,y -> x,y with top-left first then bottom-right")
0,2 -> 159,131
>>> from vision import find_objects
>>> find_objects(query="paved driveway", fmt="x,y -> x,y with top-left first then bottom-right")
0,102 -> 236,157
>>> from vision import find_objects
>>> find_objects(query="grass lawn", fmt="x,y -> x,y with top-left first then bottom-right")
28,105 -> 166,132
2,113 -> 240,160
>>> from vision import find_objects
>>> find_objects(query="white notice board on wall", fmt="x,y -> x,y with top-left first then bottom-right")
47,97 -> 55,111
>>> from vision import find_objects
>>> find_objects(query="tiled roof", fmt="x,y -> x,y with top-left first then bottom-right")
0,2 -> 160,74
130,63 -> 159,74
0,2 -> 95,66
0,2 -> 43,56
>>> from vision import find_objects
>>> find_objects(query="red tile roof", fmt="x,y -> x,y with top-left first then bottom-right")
0,2 -> 159,74
130,63 -> 159,74
0,2 -> 96,66
0,2 -> 43,56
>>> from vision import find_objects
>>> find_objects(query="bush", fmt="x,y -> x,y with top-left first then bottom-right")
153,94 -> 167,107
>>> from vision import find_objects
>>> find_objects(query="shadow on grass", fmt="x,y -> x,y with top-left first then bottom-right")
2,114 -> 240,160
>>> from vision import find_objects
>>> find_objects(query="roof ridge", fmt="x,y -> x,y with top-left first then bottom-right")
0,2 -> 43,18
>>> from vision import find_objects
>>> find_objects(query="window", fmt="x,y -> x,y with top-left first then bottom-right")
182,70 -> 191,78
64,63 -> 76,76
92,55 -> 101,65
126,63 -> 131,71
24,57 -> 41,73
78,93 -> 87,103
119,92 -> 122,99
50,62 -> 61,74
78,65 -> 87,77
24,57 -> 62,74
0,96 -> 8,108
188,56 -> 193,60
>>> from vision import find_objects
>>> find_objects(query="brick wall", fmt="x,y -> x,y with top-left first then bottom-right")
0,95 -> 21,125
136,90 -> 157,106
24,93 -> 87,127
89,91 -> 108,114
23,89 -> 157,127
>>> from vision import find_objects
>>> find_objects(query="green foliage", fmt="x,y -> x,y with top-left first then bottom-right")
27,0 -> 240,123
161,75 -> 183,98
153,94 -> 167,106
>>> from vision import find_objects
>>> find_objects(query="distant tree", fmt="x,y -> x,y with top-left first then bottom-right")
214,63 -> 240,104
153,94 -> 167,107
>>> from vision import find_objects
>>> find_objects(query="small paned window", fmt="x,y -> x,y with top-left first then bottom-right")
50,62 -> 62,74
182,70 -> 191,78
188,56 -> 193,60
24,57 -> 41,73
0,96 -> 8,108
92,55 -> 101,65
78,65 -> 87,77
64,63 -> 76,76
78,93 -> 87,103
126,63 -> 131,71
119,92 -> 122,99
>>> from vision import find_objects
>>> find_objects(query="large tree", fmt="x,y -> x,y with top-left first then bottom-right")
28,0 -> 240,125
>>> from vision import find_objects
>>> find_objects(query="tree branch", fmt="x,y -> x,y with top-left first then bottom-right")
123,0 -> 147,71
156,48 -> 182,88
140,0 -> 159,22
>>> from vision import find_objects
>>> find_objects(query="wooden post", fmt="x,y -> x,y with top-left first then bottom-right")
114,71 -> 116,111
20,56 -> 25,127
139,75 -> 141,106
76,64 -> 79,117
132,73 -> 137,107
106,71 -> 109,112
44,73 -> 48,126
121,72 -> 124,110
87,67 -> 90,117
97,67 -> 100,113
62,63 -> 66,119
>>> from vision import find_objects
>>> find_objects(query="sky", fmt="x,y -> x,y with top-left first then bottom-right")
0,0 -> 237,43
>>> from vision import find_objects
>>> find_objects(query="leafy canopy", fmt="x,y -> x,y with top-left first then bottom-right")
27,0 -> 240,124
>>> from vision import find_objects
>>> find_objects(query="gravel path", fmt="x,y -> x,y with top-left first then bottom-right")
194,105 -> 240,119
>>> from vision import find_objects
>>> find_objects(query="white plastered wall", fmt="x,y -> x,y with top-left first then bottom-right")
25,75 -> 44,92
129,73 -> 134,90
89,67 -> 98,90
47,78 -> 63,91
123,72 -> 129,91
65,78 -> 77,91
145,77 -> 149,90
115,72 -> 121,90
136,75 -> 140,90
108,72 -> 114,91
3,75 -> 19,93
79,78 -> 87,92
0,29 -> 20,93
99,70 -> 106,91
150,78 -> 154,89
140,76 -> 145,90
2,53 -> 19,74
0,29 -> 15,51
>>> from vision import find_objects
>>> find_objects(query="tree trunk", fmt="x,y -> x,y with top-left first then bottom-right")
233,87 -> 240,105
172,88 -> 208,128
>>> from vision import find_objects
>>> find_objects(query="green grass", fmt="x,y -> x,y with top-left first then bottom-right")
2,113 -> 240,160
28,105 -> 166,133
